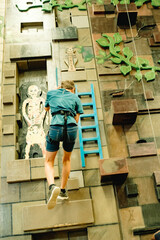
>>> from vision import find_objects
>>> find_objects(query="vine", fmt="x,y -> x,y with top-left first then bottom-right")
96,33 -> 160,81
16,0 -> 90,12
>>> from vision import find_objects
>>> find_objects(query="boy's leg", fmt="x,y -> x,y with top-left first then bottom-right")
45,150 -> 60,209
45,150 -> 58,186
61,150 -> 72,189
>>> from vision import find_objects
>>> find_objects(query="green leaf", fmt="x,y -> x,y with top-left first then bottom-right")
97,58 -> 105,64
158,60 -> 160,64
96,37 -> 109,48
84,57 -> 93,62
151,0 -> 160,7
120,65 -> 132,75
42,3 -> 52,11
113,33 -> 122,44
97,0 -> 104,4
135,0 -> 147,7
123,47 -> 133,60
136,57 -> 149,67
98,49 -> 106,57
78,5 -> 87,10
114,46 -> 121,53
111,0 -> 119,5
145,71 -> 156,81
120,0 -> 130,4
110,57 -> 122,64
135,71 -> 142,81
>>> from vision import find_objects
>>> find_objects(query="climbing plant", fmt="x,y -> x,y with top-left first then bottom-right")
16,0 -> 90,12
16,0 -> 160,12
96,33 -> 160,81
75,45 -> 94,62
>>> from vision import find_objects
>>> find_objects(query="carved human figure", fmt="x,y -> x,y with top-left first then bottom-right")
22,85 -> 47,159
64,47 -> 78,72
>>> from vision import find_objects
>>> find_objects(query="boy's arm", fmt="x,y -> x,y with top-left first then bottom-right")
45,106 -> 50,111
74,113 -> 80,123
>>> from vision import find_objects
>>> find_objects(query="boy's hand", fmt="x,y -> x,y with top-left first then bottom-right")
45,106 -> 50,112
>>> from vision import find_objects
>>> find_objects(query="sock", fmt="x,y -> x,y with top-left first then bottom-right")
61,189 -> 66,193
49,184 -> 55,190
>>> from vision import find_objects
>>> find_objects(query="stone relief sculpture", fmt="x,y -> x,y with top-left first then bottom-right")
22,85 -> 48,159
64,47 -> 78,72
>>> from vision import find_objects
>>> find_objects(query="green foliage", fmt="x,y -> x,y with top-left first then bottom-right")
135,70 -> 142,81
145,71 -> 156,81
75,45 -> 94,62
120,65 -> 132,75
123,47 -> 133,60
110,57 -> 122,64
96,32 -> 160,82
96,37 -> 109,48
136,57 -> 149,67
113,33 -> 123,44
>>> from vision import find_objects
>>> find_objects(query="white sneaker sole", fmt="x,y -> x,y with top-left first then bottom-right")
47,187 -> 60,209
57,195 -> 69,200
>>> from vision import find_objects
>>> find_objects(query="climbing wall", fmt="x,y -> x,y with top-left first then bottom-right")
1,0 -> 160,240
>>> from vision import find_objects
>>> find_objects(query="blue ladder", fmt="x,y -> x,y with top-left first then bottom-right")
76,84 -> 103,167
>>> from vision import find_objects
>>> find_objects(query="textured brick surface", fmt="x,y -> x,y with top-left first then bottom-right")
12,201 -> 45,235
1,177 -> 19,203
128,142 -> 157,157
111,99 -> 138,125
10,43 -> 51,60
67,178 -> 79,190
120,206 -> 145,240
23,200 -> 94,231
2,116 -> 16,146
7,160 -> 30,182
99,158 -> 128,184
1,146 -> 16,177
20,180 -> 45,201
134,177 -> 158,205
61,71 -> 86,81
0,236 -> 32,240
128,156 -> 159,178
91,185 -> 118,224
70,171 -> 84,187
154,171 -> 160,186
142,203 -> 160,227
0,204 -> 12,237
88,224 -> 121,240
83,169 -> 100,186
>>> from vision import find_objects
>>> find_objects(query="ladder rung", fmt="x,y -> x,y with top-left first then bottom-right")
80,113 -> 95,118
84,149 -> 100,155
78,92 -> 92,96
82,137 -> 98,142
81,125 -> 96,130
82,102 -> 93,107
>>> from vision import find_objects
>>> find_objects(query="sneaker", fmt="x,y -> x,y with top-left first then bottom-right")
57,190 -> 69,200
47,185 -> 60,209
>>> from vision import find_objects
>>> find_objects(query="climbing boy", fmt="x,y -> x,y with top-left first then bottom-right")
44,80 -> 83,209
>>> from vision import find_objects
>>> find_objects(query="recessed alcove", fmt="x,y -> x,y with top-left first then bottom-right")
21,22 -> 43,33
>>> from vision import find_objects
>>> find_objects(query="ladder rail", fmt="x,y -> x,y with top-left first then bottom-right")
76,84 -> 103,167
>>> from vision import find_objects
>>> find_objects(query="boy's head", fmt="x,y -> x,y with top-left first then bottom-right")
61,80 -> 75,91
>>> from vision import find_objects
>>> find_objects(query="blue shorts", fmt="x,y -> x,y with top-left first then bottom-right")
46,125 -> 78,152
155,232 -> 160,240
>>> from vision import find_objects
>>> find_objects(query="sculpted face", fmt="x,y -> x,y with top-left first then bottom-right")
28,85 -> 39,98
